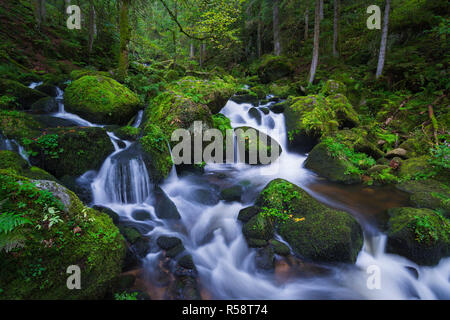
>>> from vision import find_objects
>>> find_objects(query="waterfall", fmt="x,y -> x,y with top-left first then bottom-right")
0,133 -> 30,163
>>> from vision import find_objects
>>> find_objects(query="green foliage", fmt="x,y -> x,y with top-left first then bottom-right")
322,137 -> 376,175
114,291 -> 138,301
22,134 -> 62,159
429,143 -> 450,171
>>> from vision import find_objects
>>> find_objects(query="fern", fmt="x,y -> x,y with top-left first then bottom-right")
0,212 -> 32,234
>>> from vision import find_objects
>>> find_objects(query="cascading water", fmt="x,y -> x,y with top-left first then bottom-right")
37,83 -> 450,300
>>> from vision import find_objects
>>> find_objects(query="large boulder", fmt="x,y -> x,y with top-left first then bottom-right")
0,110 -> 43,141
242,179 -> 364,263
396,179 -> 450,217
0,150 -> 57,181
234,126 -> 282,165
398,156 -> 429,179
304,142 -> 363,184
284,94 -> 359,152
0,79 -> 47,109
386,207 -> 450,266
25,127 -> 114,178
64,75 -> 140,125
0,170 -> 126,299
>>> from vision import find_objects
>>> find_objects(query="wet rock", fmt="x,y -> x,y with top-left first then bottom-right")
157,236 -> 182,250
152,186 -> 181,220
119,226 -> 142,244
238,206 -> 258,222
114,274 -> 136,291
30,97 -> 58,113
191,188 -> 220,206
36,83 -> 58,97
255,247 -> 275,271
260,107 -> 270,115
248,107 -> 262,125
132,209 -> 152,221
270,101 -> 287,114
269,239 -> 291,256
247,238 -> 268,248
220,185 -> 243,202
387,207 -> 450,266
405,266 -> 419,280
177,255 -> 196,270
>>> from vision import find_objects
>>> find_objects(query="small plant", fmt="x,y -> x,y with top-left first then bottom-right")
114,291 -> 138,300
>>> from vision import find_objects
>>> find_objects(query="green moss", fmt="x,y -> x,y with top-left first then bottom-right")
0,170 -> 126,299
70,69 -> 111,81
139,123 -> 173,182
0,110 -> 43,140
387,207 -> 450,265
397,179 -> 450,217
0,79 -> 47,109
243,179 -> 363,263
64,76 -> 140,125
21,127 -> 114,178
114,126 -> 140,141
398,156 -> 430,179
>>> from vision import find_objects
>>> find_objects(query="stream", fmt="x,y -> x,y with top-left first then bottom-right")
2,83 -> 450,300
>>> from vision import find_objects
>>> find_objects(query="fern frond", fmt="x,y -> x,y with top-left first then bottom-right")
0,212 -> 32,234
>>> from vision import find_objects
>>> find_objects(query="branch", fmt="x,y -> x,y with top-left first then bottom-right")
158,0 -> 207,41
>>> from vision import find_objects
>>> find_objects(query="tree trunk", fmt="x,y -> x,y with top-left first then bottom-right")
319,0 -> 324,20
257,18 -> 262,58
309,0 -> 321,84
88,0 -> 96,56
118,0 -> 131,82
190,43 -> 195,59
273,0 -> 281,56
34,0 -> 46,30
333,0 -> 339,57
304,8 -> 309,40
376,0 -> 391,79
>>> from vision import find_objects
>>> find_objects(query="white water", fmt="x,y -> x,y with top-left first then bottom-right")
37,86 -> 450,300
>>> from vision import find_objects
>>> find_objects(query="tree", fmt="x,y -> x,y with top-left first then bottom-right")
34,0 -> 46,30
319,0 -> 323,20
88,0 -> 96,56
376,0 -> 391,79
332,0 -> 339,57
308,0 -> 320,83
273,0 -> 281,55
304,7 -> 309,40
118,0 -> 131,82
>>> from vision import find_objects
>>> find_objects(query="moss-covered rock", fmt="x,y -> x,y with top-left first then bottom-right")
0,79 -> 47,109
242,179 -> 364,263
0,170 -> 126,299
0,110 -> 44,140
234,126 -> 282,165
0,150 -> 57,182
256,55 -> 294,84
386,207 -> 450,266
334,128 -> 384,160
70,69 -> 112,81
304,142 -> 362,184
284,94 -> 359,152
397,179 -> 450,217
64,75 -> 140,125
30,97 -> 58,114
114,126 -> 141,141
398,156 -> 429,179
24,127 -> 114,178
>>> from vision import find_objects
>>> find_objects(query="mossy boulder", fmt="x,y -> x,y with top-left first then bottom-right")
234,126 -> 282,165
114,126 -> 141,141
0,150 -> 57,182
169,76 -> 238,114
242,179 -> 364,263
335,128 -> 384,160
0,171 -> 126,299
70,69 -> 112,80
0,110 -> 44,141
304,142 -> 362,184
0,79 -> 47,109
25,127 -> 114,178
284,94 -> 359,152
386,207 -> 450,266
256,55 -> 294,84
321,80 -> 347,96
30,97 -> 58,114
397,179 -> 450,217
64,76 -> 140,125
398,156 -> 429,179
398,133 -> 430,158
